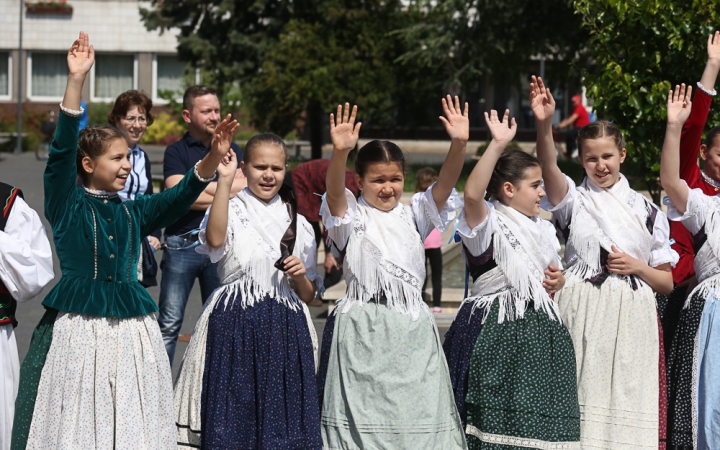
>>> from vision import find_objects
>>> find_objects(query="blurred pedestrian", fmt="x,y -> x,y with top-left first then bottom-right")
557,94 -> 591,158
416,167 -> 443,313
35,110 -> 56,161
79,99 -> 88,131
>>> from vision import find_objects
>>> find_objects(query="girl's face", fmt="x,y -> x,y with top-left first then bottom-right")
579,137 -> 626,188
240,145 -> 286,203
356,162 -> 405,211
82,138 -> 132,192
501,165 -> 545,217
115,105 -> 147,148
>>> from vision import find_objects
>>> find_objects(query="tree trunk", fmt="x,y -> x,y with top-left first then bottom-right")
309,103 -> 323,160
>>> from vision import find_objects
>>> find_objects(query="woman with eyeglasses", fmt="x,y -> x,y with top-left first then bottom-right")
108,90 -> 162,287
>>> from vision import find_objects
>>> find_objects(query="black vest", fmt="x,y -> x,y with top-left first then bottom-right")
0,182 -> 23,328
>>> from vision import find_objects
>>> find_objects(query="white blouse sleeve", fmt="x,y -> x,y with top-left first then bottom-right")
0,197 -> 54,302
457,201 -> 498,257
412,183 -> 463,241
665,184 -> 708,236
649,207 -> 680,268
298,217 -> 324,292
320,189 -> 356,252
196,204 -> 234,263
540,175 -> 576,231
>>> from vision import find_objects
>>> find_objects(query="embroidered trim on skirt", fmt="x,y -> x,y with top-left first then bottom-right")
24,312 -> 176,449
320,301 -> 467,449
464,300 -> 580,450
557,278 -> 659,449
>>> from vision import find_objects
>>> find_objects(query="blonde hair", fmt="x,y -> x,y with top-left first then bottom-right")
76,125 -> 125,181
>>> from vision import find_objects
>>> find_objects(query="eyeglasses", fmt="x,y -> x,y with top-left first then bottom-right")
122,116 -> 147,125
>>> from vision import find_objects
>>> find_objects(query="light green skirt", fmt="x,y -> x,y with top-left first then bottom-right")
321,302 -> 467,449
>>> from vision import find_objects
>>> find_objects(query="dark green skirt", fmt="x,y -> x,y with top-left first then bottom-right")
465,300 -> 580,449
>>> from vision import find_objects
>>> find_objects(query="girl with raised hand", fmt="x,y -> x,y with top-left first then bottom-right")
532,76 -> 677,450
443,109 -> 580,448
173,133 -> 324,449
661,83 -> 720,450
11,32 -> 233,449
318,98 -> 467,449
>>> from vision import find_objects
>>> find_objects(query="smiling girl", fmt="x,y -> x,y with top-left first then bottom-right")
442,109 -> 580,449
173,133 -> 324,449
532,76 -> 677,450
317,99 -> 467,448
11,32 -> 234,449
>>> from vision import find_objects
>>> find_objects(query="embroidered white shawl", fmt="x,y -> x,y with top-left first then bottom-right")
466,201 -> 563,324
684,197 -> 720,308
566,175 -> 653,282
340,195 -> 428,320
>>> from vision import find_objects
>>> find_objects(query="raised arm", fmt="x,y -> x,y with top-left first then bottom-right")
326,103 -> 362,218
433,95 -> 469,211
661,84 -> 693,215
204,123 -> 239,249
464,110 -> 517,229
530,76 -> 568,205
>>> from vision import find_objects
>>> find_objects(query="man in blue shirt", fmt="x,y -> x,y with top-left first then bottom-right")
159,85 -> 245,365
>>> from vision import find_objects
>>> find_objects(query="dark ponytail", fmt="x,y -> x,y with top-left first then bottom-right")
485,150 -> 541,200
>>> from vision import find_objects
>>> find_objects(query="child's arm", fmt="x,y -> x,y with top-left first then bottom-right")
204,138 -> 239,249
608,246 -> 673,295
326,103 -> 362,218
283,256 -> 316,304
464,109 -> 517,229
530,76 -> 568,206
60,32 -> 93,112
433,96 -> 469,211
661,84 -> 694,215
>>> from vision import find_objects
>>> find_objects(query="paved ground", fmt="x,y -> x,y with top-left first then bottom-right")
2,151 -> 455,378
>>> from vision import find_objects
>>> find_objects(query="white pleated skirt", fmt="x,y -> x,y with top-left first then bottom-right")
0,323 -> 19,450
25,312 -> 175,450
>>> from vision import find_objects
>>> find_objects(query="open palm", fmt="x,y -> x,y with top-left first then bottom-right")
709,31 -> 720,61
484,109 -> 517,145
667,84 -> 692,126
530,76 -> 555,122
212,114 -> 240,157
330,103 -> 361,153
439,95 -> 469,141
67,32 -> 94,76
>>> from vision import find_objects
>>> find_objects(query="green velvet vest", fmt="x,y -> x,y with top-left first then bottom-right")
42,113 -> 210,318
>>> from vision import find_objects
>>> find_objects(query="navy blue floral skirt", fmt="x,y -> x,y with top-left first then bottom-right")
442,301 -> 487,425
200,295 -> 322,450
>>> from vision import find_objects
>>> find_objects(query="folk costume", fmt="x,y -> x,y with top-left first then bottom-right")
11,110 -> 212,450
666,183 -> 720,450
317,186 -> 467,449
545,174 -> 678,450
443,200 -> 580,449
0,185 -> 54,450
174,186 -> 323,449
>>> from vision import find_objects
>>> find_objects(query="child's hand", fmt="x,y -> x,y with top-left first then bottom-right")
666,84 -> 692,126
543,265 -> 565,295
283,256 -> 307,280
439,95 -> 469,142
608,245 -> 644,276
709,31 -> 720,63
529,76 -> 555,123
330,103 -> 362,153
211,114 -> 240,158
67,32 -> 95,77
217,148 -> 238,180
483,109 -> 517,145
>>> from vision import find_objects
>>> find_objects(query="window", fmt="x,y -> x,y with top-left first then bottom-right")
29,52 -> 67,100
93,54 -> 136,101
0,52 -> 9,99
153,54 -> 186,102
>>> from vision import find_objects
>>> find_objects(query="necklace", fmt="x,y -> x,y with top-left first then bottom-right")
700,171 -> 720,192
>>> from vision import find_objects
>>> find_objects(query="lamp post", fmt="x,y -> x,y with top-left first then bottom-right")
15,0 -> 23,154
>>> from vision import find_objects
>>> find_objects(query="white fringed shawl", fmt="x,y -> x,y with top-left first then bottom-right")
566,175 -> 653,283
466,201 -> 563,324
684,196 -> 720,308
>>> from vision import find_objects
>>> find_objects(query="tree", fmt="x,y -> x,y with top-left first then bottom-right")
575,0 -> 720,204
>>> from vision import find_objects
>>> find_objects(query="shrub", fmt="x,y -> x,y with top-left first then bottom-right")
141,112 -> 184,145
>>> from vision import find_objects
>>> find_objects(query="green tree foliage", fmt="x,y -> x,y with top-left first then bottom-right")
575,0 -> 720,204
397,0 -> 588,89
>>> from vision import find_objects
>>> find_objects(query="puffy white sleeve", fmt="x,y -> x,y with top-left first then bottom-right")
664,184 -> 707,236
298,217 -> 324,292
321,189 -> 356,253
0,197 -> 54,302
196,204 -> 234,263
540,175 -> 576,231
412,183 -> 463,241
457,201 -> 498,257
649,207 -> 680,268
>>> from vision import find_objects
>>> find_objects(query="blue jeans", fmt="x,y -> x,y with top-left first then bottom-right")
158,234 -> 221,365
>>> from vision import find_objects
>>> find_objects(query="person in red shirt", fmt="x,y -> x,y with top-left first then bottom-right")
558,94 -> 591,158
664,31 -> 720,450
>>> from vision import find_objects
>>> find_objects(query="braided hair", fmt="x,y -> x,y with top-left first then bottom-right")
76,125 -> 125,181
